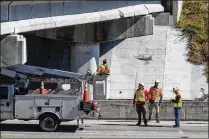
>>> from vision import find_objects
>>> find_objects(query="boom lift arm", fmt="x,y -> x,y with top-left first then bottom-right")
1,64 -> 93,83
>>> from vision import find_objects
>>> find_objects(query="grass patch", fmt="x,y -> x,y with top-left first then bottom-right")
175,0 -> 208,82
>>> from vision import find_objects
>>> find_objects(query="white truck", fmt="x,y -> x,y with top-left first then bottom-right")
0,34 -> 107,132
0,65 -> 102,132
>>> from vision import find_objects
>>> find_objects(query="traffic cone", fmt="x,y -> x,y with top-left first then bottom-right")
83,82 -> 89,102
40,82 -> 45,95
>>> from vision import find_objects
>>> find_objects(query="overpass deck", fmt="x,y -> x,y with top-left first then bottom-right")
1,1 -> 164,35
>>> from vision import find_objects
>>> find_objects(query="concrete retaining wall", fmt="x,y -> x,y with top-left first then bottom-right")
21,26 -> 208,100
99,26 -> 208,100
88,100 -> 208,121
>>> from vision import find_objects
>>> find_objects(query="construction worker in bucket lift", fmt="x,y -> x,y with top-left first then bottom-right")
133,82 -> 149,126
148,79 -> 163,123
97,59 -> 110,75
171,87 -> 182,128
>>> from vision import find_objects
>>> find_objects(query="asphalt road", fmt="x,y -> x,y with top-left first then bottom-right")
0,120 -> 208,138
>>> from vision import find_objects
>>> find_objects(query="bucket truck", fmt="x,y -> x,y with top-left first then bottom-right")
0,35 -> 104,132
0,65 -> 100,132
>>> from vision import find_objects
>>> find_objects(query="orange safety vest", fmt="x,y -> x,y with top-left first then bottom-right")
97,64 -> 110,74
149,87 -> 162,101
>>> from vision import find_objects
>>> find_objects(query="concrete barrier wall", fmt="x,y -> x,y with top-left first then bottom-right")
88,100 -> 208,121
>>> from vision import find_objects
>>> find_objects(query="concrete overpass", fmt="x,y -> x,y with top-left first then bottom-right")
0,0 -> 179,36
1,0 -> 208,100
1,0 -> 183,43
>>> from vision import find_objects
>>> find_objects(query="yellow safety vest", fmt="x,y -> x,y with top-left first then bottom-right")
135,89 -> 146,102
104,64 -> 110,74
173,93 -> 182,108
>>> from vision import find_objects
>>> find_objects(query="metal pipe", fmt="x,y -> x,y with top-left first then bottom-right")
8,0 -> 13,21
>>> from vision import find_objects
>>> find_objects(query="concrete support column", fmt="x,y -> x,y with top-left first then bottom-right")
88,44 -> 100,100
0,34 -> 27,68
161,0 -> 183,24
172,0 -> 183,24
71,42 -> 100,100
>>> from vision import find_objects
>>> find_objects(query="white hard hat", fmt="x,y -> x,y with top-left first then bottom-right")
139,82 -> 145,87
173,87 -> 179,91
155,79 -> 159,83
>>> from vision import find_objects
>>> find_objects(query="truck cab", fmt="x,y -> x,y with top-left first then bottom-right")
0,84 -> 15,120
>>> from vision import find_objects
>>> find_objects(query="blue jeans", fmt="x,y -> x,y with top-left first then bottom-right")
174,108 -> 180,126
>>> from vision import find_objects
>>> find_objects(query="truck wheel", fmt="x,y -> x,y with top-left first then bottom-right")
39,114 -> 58,132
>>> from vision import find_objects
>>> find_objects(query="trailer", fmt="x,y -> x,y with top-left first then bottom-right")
0,65 -> 100,132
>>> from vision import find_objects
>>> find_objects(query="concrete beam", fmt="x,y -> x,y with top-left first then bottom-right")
1,1 -> 164,35
1,1 -> 163,22
23,15 -> 154,43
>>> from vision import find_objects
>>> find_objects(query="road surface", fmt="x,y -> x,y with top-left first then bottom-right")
0,120 -> 208,138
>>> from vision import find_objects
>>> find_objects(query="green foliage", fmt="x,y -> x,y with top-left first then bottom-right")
175,0 -> 208,82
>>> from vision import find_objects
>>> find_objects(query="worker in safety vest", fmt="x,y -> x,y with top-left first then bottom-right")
133,82 -> 149,126
148,79 -> 163,123
171,87 -> 182,128
97,59 -> 110,75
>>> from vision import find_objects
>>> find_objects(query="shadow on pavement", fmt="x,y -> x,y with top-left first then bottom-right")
186,122 -> 208,125
97,123 -> 172,128
106,120 -> 136,122
0,123 -> 78,133
127,124 -> 172,127
98,124 -> 123,126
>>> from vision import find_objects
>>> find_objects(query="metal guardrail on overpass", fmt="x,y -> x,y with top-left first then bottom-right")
1,1 -> 164,35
